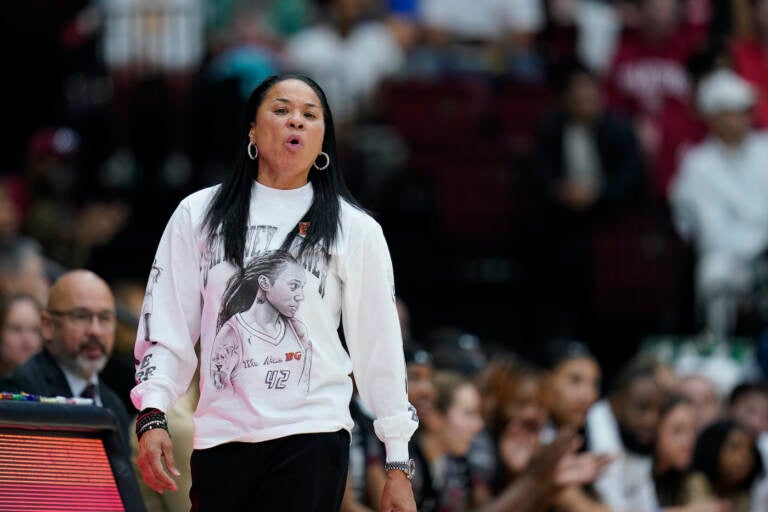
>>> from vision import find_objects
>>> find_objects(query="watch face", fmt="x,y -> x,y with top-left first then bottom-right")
408,459 -> 416,479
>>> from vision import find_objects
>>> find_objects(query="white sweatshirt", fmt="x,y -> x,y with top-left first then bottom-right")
131,181 -> 418,461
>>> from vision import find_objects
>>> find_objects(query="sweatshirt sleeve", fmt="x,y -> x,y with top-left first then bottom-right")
130,200 -> 202,413
341,224 -> 418,462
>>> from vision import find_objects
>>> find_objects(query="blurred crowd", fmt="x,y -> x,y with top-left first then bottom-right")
3,0 -> 768,509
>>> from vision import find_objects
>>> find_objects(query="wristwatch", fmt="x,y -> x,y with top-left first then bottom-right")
384,459 -> 416,480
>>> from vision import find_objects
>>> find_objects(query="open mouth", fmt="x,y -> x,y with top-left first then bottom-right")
285,135 -> 303,150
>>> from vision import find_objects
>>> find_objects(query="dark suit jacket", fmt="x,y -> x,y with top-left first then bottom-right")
5,348 -> 132,454
535,110 -> 644,208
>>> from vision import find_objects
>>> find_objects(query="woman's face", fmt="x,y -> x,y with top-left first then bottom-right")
441,384 -> 485,457
250,79 -> 326,188
1,299 -> 42,370
407,363 -> 436,417
547,358 -> 600,428
719,429 -> 755,487
655,403 -> 697,472
263,263 -> 306,318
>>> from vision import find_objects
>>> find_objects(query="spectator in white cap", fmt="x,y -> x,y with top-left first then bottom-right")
670,68 -> 768,336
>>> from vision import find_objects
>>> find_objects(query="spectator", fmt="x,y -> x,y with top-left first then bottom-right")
539,339 -> 607,512
417,0 -> 545,78
670,69 -> 768,336
411,371 -> 486,511
533,62 -> 642,336
0,237 -> 50,307
729,382 -> 768,467
536,61 -> 643,215
5,270 -> 133,453
587,357 -> 664,512
653,396 -> 700,508
604,0 -> 706,155
540,339 -> 601,432
686,420 -> 764,512
678,374 -> 723,432
284,0 -> 406,123
732,0 -> 768,128
0,294 -> 42,378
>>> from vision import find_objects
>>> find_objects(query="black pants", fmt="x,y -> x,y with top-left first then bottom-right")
190,430 -> 350,512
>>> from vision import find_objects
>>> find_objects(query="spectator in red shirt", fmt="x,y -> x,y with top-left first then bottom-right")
732,0 -> 768,128
604,0 -> 707,156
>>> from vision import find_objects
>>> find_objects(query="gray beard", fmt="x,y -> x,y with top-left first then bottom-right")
52,345 -> 108,380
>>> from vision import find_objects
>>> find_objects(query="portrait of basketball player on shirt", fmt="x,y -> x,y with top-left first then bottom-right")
210,250 -> 312,393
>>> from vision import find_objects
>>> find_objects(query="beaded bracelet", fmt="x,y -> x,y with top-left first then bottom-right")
136,408 -> 169,440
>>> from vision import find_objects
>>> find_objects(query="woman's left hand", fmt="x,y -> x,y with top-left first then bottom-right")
380,470 -> 416,512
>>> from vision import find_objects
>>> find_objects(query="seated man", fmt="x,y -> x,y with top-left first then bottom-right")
6,270 -> 131,452
671,69 -> 768,335
587,357 -> 664,512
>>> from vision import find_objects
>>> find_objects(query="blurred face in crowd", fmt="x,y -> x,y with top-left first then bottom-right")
641,0 -> 679,37
42,271 -> 116,380
566,73 -> 603,124
731,391 -> 768,435
709,109 -> 753,147
407,362 -> 436,417
439,384 -> 485,457
612,376 -> 663,450
546,357 -> 600,428
655,402 -> 697,472
250,79 -> 325,189
499,375 -> 547,474
506,374 -> 547,433
678,376 -> 721,431
719,428 -> 756,487
0,297 -> 42,374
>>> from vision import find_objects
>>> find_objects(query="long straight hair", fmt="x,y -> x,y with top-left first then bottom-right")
203,74 -> 361,267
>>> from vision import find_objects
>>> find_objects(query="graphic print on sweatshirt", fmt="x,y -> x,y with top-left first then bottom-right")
141,259 -> 163,342
210,249 -> 313,394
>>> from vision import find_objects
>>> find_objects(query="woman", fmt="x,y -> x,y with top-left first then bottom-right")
0,294 -> 42,377
411,371 -> 485,512
654,396 -> 728,512
539,339 -> 608,512
132,74 -> 418,512
685,420 -> 764,512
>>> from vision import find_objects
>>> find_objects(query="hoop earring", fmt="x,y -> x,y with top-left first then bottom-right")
247,142 -> 258,161
313,152 -> 330,171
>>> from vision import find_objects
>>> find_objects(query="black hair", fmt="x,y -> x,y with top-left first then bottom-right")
203,73 -> 362,268
538,338 -> 596,371
610,355 -> 660,397
729,381 -> 768,407
660,394 -> 694,419
404,344 -> 433,367
692,419 -> 764,492
216,250 -> 301,331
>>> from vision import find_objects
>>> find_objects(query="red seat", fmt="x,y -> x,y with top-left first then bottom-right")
379,78 -> 493,147
591,212 -> 691,325
408,150 -> 522,244
497,82 -> 556,158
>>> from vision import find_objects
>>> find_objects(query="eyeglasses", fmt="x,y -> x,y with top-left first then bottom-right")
47,308 -> 116,328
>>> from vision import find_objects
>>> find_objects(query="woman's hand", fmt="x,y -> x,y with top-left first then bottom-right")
137,428 -> 180,494
380,470 -> 417,512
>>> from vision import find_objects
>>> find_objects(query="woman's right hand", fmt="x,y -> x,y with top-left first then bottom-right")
137,428 -> 180,494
